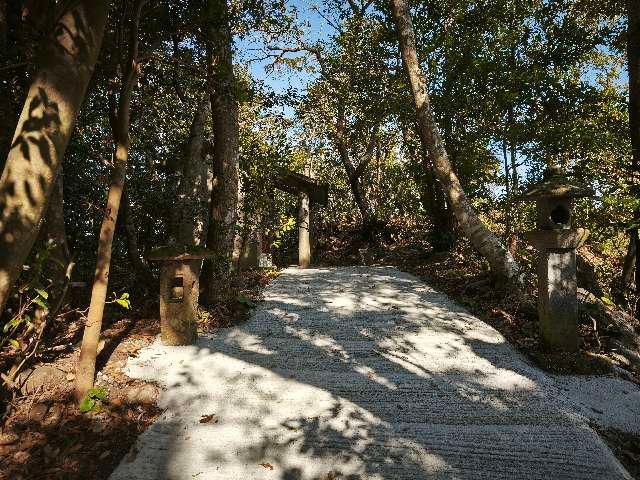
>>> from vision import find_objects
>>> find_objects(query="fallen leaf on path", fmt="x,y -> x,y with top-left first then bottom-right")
260,463 -> 274,470
199,414 -> 218,424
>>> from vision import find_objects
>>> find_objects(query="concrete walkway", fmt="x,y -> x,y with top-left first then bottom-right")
111,267 -> 637,480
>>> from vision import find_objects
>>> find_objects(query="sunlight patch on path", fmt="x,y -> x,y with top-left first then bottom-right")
110,267 -> 636,480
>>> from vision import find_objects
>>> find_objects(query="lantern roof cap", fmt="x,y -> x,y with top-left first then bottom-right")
146,245 -> 217,261
519,165 -> 594,201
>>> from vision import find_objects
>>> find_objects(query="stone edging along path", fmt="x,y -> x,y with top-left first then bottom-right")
111,267 -> 639,479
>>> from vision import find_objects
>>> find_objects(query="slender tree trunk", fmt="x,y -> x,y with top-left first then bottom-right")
0,0 -> 6,46
347,171 -> 372,221
0,0 -> 109,318
390,0 -> 518,282
122,188 -> 154,285
333,122 -> 377,226
627,0 -> 640,318
502,139 -> 512,239
75,0 -> 146,403
201,0 -> 239,303
231,182 -> 245,272
612,238 -> 636,304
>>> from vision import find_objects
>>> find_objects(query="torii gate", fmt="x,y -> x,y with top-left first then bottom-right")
274,170 -> 328,268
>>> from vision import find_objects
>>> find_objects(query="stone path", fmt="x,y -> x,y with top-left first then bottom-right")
111,267 -> 636,480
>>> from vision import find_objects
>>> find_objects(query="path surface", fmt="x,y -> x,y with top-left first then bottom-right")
111,267 -> 637,480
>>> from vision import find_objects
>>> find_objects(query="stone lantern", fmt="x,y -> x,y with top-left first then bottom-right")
147,246 -> 216,346
519,166 -> 594,352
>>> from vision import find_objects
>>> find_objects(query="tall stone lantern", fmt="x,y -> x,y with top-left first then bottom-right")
519,166 -> 594,352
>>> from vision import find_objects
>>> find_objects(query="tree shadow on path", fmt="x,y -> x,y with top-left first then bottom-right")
110,267 -> 631,480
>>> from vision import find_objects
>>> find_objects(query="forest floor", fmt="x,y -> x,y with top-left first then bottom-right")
0,269 -> 278,480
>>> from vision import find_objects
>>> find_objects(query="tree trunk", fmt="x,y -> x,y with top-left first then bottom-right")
122,188 -> 155,286
175,98 -> 212,247
39,172 -> 71,304
231,182 -> 245,272
0,0 -> 109,318
0,0 -> 6,46
201,0 -> 239,303
390,0 -> 518,282
627,0 -> 640,318
75,0 -> 147,403
347,171 -> 372,221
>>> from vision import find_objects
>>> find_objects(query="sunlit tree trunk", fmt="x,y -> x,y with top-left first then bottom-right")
201,0 -> 239,303
390,0 -> 518,283
627,0 -> 640,318
75,0 -> 147,403
0,0 -> 109,319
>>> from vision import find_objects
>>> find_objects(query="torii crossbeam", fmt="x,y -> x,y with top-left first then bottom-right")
274,170 -> 329,268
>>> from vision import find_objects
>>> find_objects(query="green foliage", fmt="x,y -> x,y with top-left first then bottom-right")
79,387 -> 109,413
114,292 -> 131,310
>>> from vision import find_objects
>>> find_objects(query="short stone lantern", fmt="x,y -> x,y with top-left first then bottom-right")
519,165 -> 594,352
147,246 -> 216,346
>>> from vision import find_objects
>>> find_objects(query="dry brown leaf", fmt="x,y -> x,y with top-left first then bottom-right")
199,414 -> 218,424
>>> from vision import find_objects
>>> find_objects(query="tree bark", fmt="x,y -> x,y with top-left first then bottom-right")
122,188 -> 155,286
175,98 -> 212,247
0,0 -> 6,46
201,0 -> 239,303
390,0 -> 518,282
39,172 -> 71,304
75,0 -> 147,403
0,0 -> 109,318
333,112 -> 377,224
627,0 -> 640,318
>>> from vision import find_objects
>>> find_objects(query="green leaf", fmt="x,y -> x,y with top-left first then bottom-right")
79,397 -> 96,413
115,298 -> 131,309
8,339 -> 19,348
3,316 -> 21,333
88,386 -> 108,401
601,296 -> 616,308
33,297 -> 48,310
34,288 -> 49,299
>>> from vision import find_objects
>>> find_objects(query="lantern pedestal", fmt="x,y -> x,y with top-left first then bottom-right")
524,229 -> 589,351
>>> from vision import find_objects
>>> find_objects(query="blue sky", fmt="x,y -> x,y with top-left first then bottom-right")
235,0 -> 330,99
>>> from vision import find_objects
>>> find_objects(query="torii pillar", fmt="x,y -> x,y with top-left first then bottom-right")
299,191 -> 311,268
274,169 -> 328,269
